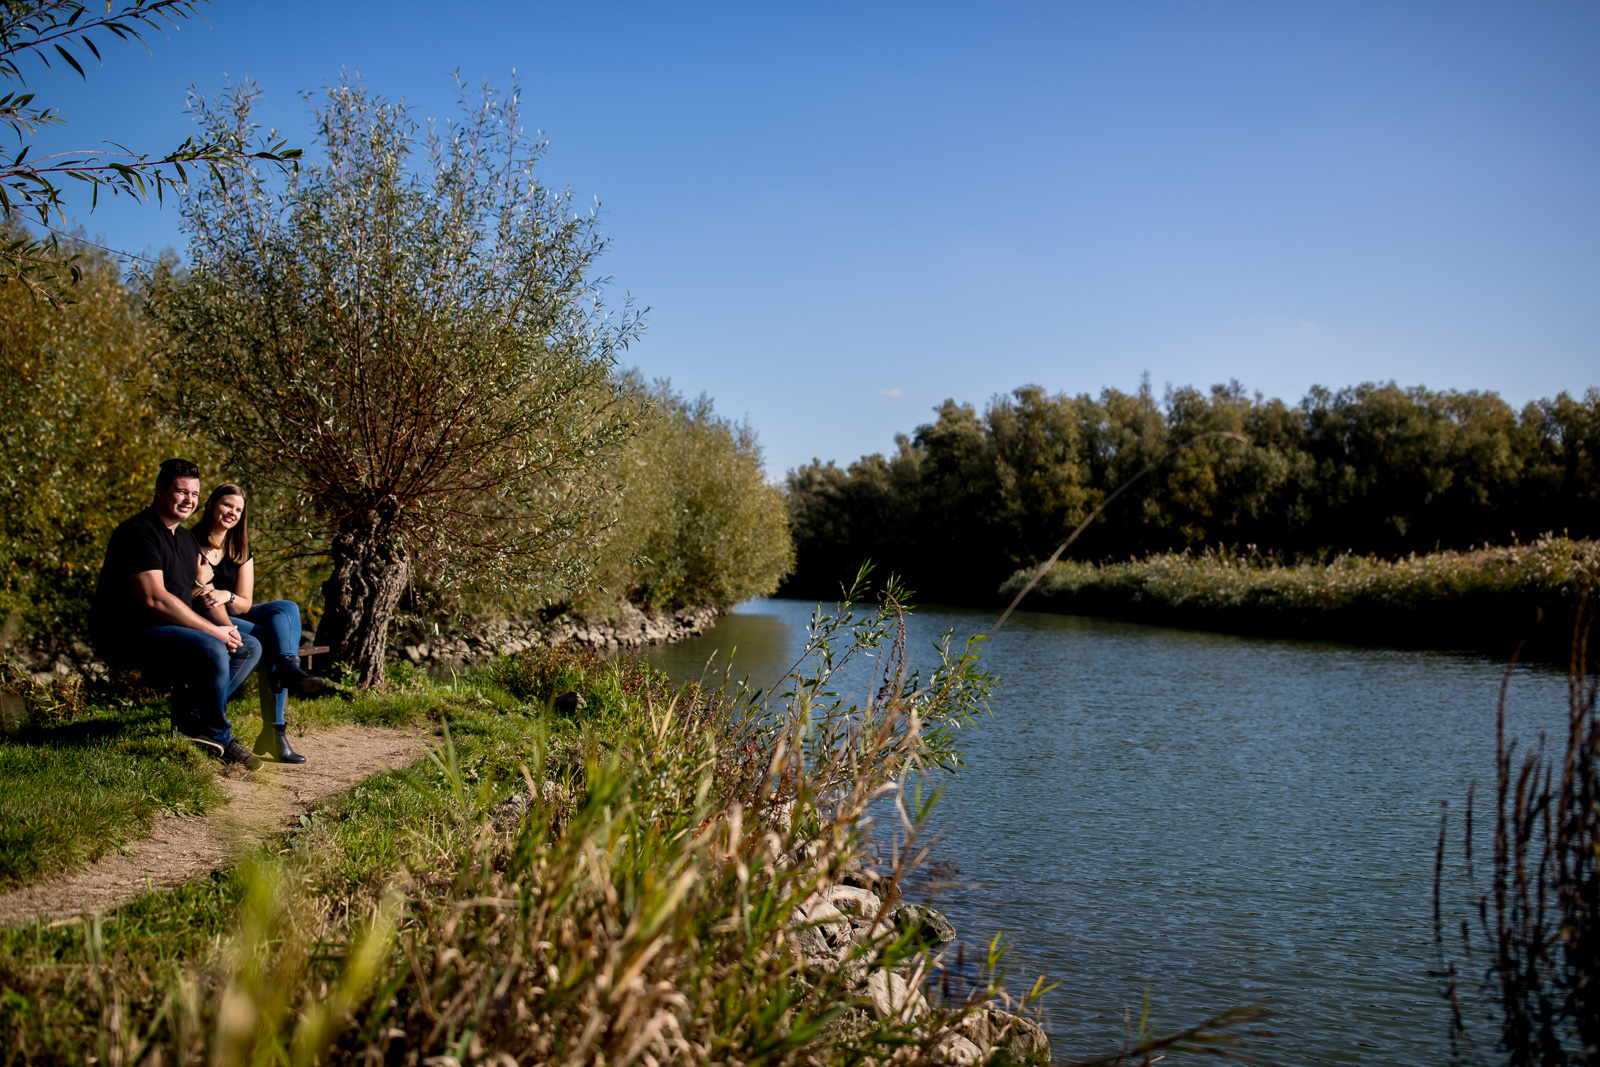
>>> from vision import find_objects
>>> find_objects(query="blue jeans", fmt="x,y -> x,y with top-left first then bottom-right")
231,600 -> 303,727
120,626 -> 262,745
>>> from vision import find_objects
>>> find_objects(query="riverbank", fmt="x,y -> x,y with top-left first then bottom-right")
1000,537 -> 1600,663
0,600 -> 1081,1065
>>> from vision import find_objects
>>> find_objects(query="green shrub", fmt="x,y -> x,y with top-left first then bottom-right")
1001,537 -> 1600,659
1006,537 -> 1600,611
592,376 -> 793,611
0,233 -> 210,655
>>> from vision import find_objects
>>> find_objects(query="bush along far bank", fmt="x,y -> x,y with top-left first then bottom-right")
1001,536 -> 1600,663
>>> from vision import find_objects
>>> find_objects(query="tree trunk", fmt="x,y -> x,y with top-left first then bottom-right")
314,503 -> 410,687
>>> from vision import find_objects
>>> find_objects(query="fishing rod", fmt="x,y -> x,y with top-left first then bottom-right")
988,430 -> 1250,637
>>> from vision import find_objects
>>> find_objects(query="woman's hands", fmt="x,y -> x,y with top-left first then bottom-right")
199,586 -> 235,609
192,554 -> 211,599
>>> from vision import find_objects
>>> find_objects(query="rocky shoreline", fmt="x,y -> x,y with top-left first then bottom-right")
389,602 -> 722,671
3,604 -> 721,691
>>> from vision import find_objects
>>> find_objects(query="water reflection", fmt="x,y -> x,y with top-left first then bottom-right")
646,599 -> 1570,1066
645,605 -> 799,695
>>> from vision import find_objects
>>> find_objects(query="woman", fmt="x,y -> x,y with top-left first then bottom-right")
191,484 -> 324,764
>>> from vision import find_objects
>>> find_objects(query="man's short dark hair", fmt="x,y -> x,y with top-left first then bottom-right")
155,458 -> 201,489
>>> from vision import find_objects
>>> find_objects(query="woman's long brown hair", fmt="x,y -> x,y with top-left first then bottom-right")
194,483 -> 250,564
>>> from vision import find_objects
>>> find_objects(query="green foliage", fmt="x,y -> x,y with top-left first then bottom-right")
784,380 -> 1600,602
1010,537 -> 1600,612
592,377 -> 793,611
0,659 -> 83,724
154,75 -> 639,597
489,642 -> 608,706
0,230 -> 209,653
0,1 -> 299,300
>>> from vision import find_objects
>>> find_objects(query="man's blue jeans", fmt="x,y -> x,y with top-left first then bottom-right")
121,626 -> 262,745
231,600 -> 303,728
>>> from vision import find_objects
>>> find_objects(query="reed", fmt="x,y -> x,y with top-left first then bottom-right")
1002,537 -> 1600,660
1434,601 -> 1600,1064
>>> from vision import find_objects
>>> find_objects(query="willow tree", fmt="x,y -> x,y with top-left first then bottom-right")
152,79 -> 640,684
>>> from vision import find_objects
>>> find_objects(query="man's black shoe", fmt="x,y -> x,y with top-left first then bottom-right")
222,738 -> 264,770
174,728 -> 224,758
276,659 -> 327,697
253,725 -> 307,764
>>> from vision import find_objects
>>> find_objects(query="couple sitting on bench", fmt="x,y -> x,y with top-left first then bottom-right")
88,459 -> 325,770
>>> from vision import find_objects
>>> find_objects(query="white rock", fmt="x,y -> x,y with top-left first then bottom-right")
865,969 -> 927,1023
823,884 -> 882,916
933,1034 -> 982,1066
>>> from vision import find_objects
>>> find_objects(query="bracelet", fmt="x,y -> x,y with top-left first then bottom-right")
227,590 -> 236,604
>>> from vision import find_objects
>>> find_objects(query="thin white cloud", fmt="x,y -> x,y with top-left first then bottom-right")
878,387 -> 903,398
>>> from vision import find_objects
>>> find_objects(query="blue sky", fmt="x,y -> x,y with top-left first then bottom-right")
27,1 -> 1600,477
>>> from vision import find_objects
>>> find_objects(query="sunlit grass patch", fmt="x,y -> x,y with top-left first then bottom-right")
0,701 -> 225,890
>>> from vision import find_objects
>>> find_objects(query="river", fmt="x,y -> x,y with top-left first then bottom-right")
644,598 -> 1574,1066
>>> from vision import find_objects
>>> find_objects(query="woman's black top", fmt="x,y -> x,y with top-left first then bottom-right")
194,545 -> 251,612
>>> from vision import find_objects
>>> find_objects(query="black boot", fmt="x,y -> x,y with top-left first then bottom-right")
275,656 -> 327,697
253,724 -> 307,764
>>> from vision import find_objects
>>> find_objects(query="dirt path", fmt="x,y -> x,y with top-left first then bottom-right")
0,724 -> 430,927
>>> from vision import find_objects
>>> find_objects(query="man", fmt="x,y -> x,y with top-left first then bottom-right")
89,459 -> 264,769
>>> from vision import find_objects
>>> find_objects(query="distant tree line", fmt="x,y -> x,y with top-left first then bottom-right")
781,381 -> 1600,603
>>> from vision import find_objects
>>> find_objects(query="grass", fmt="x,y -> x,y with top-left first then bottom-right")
1001,535 -> 1600,660
0,666 -> 572,1060
0,661 -> 449,894
0,702 -> 226,890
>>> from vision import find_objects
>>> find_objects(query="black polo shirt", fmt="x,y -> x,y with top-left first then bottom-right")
89,507 -> 200,651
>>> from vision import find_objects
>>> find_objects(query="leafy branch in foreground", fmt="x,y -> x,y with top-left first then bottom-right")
0,1 -> 300,298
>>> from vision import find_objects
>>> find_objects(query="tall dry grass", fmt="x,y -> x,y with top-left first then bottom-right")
1435,601 -> 1600,1064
